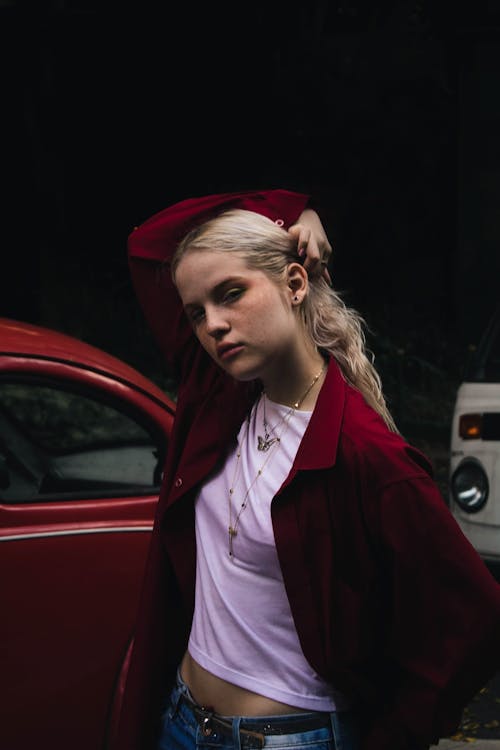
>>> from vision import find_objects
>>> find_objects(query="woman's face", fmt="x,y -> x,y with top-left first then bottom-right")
174,249 -> 307,384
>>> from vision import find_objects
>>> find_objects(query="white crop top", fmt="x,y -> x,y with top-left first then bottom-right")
187,394 -> 349,712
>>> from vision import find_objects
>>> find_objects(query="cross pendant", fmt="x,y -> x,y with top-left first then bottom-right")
228,525 -> 237,557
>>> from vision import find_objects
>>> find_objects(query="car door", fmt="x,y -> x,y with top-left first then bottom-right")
0,359 -> 173,750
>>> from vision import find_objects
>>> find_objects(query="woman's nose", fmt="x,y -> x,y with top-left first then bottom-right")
205,306 -> 230,337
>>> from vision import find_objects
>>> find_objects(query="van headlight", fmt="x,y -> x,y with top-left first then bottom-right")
451,459 -> 489,513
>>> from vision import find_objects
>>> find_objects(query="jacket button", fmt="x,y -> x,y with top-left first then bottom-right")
174,477 -> 183,488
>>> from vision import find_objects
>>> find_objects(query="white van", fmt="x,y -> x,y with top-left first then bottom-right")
449,307 -> 500,578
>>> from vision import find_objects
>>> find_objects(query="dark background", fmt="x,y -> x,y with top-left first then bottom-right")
1,0 -> 500,738
2,0 -> 500,454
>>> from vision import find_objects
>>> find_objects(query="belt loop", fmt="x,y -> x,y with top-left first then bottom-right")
170,670 -> 187,716
168,687 -> 181,718
232,716 -> 242,750
330,711 -> 343,750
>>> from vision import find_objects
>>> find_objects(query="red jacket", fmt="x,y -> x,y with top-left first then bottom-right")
112,190 -> 500,750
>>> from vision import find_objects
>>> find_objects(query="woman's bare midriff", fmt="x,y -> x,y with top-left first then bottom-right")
180,651 -> 310,716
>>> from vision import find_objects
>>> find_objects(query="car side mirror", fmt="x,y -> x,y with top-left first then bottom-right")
0,453 -> 11,490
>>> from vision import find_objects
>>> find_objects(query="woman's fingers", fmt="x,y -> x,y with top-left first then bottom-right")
288,214 -> 333,284
288,224 -> 311,258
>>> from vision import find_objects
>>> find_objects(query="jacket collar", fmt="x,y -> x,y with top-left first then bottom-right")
164,357 -> 346,511
291,356 -> 346,471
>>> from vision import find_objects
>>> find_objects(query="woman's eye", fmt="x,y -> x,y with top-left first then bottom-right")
189,309 -> 205,326
223,288 -> 243,304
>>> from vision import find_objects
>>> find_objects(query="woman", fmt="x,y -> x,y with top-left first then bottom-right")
112,189 -> 500,750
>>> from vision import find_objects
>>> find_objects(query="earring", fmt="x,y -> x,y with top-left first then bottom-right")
293,295 -> 299,302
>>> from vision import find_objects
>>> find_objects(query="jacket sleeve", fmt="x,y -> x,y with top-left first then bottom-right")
127,189 -> 310,383
363,473 -> 500,750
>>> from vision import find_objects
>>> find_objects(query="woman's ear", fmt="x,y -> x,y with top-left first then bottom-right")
286,262 -> 309,305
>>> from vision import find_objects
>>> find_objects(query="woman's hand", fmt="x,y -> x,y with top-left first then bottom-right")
288,208 -> 333,285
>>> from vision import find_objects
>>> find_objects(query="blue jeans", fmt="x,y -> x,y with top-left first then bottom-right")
157,671 -> 360,749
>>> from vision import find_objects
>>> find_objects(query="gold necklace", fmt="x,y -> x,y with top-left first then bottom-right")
227,409 -> 295,559
257,363 -> 326,451
228,362 -> 326,558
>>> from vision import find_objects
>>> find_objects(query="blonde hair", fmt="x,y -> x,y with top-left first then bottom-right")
172,209 -> 398,432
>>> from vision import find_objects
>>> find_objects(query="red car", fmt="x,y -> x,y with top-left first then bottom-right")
0,318 -> 175,749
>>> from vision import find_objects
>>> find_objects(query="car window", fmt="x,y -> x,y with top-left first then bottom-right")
0,379 -> 165,503
482,324 -> 500,381
465,307 -> 500,382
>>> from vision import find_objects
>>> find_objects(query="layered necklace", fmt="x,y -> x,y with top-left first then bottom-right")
257,365 -> 324,452
227,363 -> 325,558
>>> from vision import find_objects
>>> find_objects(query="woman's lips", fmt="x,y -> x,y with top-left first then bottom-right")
217,343 -> 244,361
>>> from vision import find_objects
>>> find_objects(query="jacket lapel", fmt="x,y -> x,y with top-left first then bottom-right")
282,357 -> 346,484
162,376 -> 253,511
165,357 -> 347,510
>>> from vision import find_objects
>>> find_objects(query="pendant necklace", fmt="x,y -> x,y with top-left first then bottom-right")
257,394 -> 290,452
228,362 -> 326,558
256,363 -> 325,452
227,407 -> 295,559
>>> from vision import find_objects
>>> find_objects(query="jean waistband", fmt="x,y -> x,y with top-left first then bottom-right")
170,670 -> 350,749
